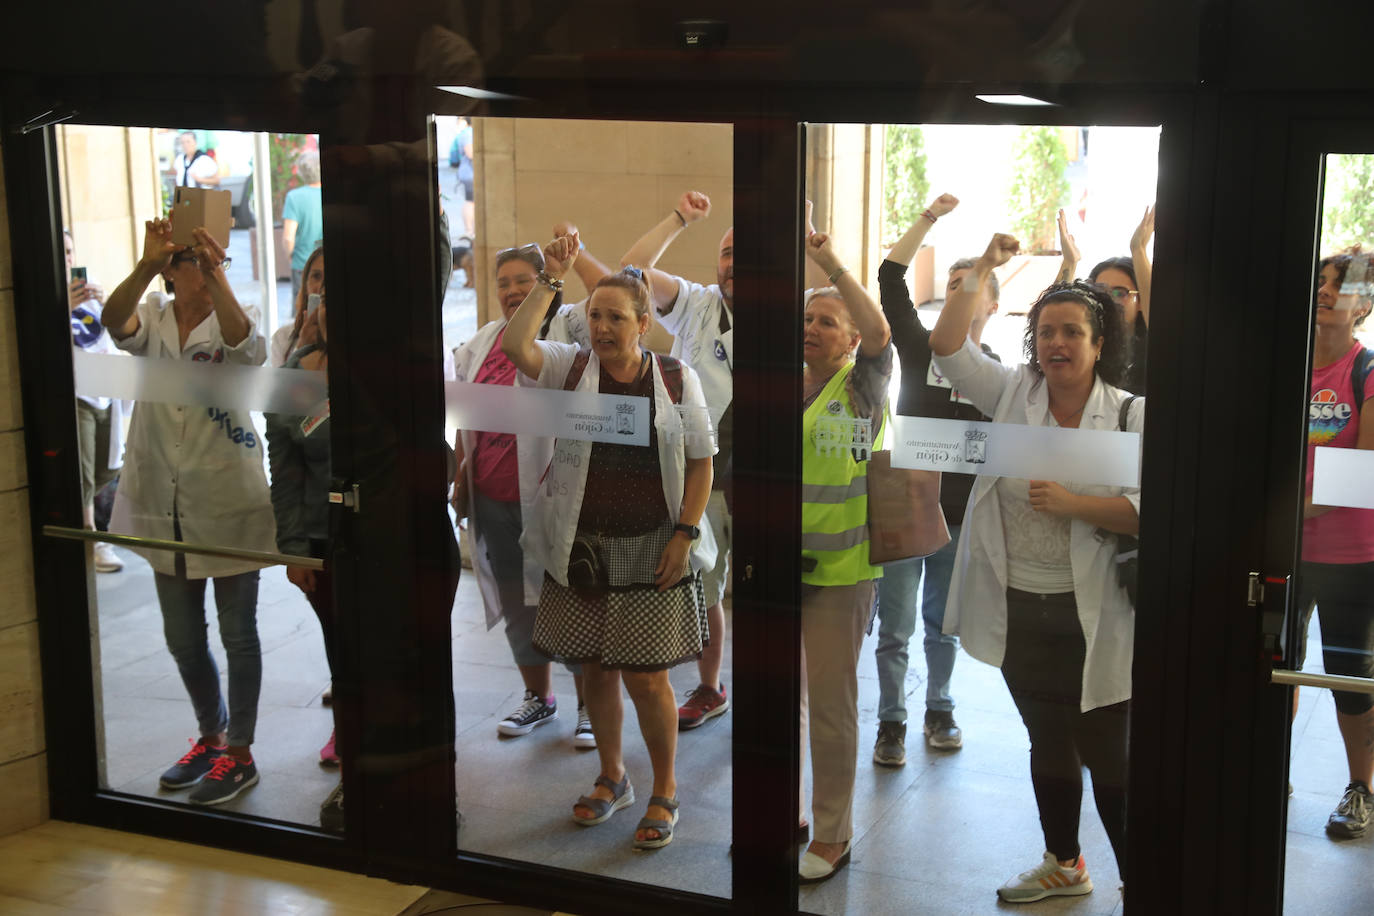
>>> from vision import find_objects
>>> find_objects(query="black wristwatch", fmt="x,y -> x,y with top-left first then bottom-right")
674,523 -> 701,540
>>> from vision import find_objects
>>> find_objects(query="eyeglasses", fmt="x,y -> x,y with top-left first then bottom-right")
1104,285 -> 1138,301
171,253 -> 232,270
494,243 -> 545,271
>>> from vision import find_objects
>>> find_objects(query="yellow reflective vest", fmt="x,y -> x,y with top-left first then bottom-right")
801,361 -> 884,586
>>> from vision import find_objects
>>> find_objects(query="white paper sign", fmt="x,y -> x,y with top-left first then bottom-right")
1313,446 -> 1374,509
445,381 -> 649,446
891,416 -> 1141,488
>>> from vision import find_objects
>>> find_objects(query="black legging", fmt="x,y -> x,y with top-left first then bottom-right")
1002,587 -> 1129,877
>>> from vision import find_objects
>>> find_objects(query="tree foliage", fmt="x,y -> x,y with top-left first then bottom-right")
1008,126 -> 1071,254
882,125 -> 929,247
1322,154 -> 1374,255
269,133 -> 310,224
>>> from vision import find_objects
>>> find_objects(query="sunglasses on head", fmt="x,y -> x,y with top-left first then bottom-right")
494,242 -> 545,271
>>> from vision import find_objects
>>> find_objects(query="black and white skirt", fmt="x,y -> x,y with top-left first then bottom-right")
534,518 -> 708,671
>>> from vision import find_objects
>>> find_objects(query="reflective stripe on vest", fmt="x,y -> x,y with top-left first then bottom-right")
801,362 -> 882,586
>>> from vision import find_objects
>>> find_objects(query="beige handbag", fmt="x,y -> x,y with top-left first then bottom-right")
866,450 -> 951,564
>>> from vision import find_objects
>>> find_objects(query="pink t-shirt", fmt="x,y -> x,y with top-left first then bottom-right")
471,330 -> 520,503
1304,341 -> 1374,562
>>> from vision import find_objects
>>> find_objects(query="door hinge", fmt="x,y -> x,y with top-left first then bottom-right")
1247,571 -> 1264,606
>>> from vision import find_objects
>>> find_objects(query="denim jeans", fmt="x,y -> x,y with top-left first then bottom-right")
153,564 -> 262,747
874,524 -> 961,722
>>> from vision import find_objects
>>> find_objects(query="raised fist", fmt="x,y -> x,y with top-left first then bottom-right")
677,190 -> 711,224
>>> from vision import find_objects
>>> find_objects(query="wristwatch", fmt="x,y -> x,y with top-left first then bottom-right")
674,523 -> 701,540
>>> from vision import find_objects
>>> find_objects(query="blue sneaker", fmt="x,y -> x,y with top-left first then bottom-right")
159,739 -> 225,789
188,754 -> 260,805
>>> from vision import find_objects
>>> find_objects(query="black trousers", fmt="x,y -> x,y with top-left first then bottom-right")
1002,588 -> 1129,876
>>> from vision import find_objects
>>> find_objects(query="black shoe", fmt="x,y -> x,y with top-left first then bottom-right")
320,782 -> 345,833
498,690 -> 558,737
1327,781 -> 1372,839
873,721 -> 906,767
188,755 -> 260,805
923,709 -> 963,750
159,738 -> 225,789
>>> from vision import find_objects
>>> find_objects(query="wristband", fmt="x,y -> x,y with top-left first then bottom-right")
673,209 -> 688,227
536,270 -> 564,292
828,265 -> 850,284
921,209 -> 937,224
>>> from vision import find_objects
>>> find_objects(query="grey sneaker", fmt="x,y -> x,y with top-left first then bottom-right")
873,721 -> 906,766
498,690 -> 558,736
923,709 -> 963,750
1327,782 -> 1372,839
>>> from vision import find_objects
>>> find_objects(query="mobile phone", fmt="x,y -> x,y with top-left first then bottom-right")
307,293 -> 321,314
71,266 -> 87,283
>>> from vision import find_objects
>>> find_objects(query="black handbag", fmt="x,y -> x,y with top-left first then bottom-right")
1112,396 -> 1140,606
567,532 -> 608,594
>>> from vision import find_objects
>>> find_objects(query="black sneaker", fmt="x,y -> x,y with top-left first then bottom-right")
320,781 -> 344,834
923,709 -> 963,750
873,721 -> 907,766
188,755 -> 260,805
1327,781 -> 1372,839
159,738 -> 225,789
498,690 -> 558,736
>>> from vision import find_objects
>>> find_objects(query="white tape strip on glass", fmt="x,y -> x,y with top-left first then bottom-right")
443,381 -> 650,446
1313,447 -> 1374,509
890,416 -> 1141,488
74,350 -> 328,416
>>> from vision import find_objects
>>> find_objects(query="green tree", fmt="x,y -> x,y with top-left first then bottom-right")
1322,154 -> 1374,254
882,125 -> 929,247
1008,126 -> 1071,254
269,133 -> 309,224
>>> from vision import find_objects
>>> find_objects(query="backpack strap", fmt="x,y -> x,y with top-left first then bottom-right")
1118,395 -> 1139,432
562,348 -> 592,391
1350,346 -> 1374,415
655,353 -> 685,404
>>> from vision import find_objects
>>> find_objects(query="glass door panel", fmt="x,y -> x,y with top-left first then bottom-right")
800,122 -> 1157,914
1281,151 -> 1374,913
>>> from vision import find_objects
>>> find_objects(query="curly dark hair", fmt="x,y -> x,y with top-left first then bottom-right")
1022,281 -> 1130,387
1319,251 -> 1374,329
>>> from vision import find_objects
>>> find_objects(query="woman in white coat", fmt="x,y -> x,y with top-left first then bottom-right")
503,233 -> 716,851
929,234 -> 1142,904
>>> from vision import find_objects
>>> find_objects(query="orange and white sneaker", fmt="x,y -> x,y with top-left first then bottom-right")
997,851 -> 1093,903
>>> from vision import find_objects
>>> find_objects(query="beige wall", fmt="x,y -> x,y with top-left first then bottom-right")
472,118 -> 734,332
57,125 -> 161,289
807,123 -> 884,293
0,142 -> 50,837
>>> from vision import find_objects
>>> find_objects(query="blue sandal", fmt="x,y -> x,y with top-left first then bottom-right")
572,774 -> 634,826
633,795 -> 680,850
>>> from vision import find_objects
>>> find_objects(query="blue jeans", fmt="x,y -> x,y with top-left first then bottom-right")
153,565 -> 262,747
874,524 -> 961,722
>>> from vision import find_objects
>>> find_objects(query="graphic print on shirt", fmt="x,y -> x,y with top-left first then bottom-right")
70,307 -> 104,347
1309,388 -> 1355,445
926,362 -> 975,406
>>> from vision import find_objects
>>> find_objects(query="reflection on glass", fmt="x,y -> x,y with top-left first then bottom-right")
1294,241 -> 1374,843
444,117 -> 732,896
802,123 -> 1154,911
62,124 -> 332,827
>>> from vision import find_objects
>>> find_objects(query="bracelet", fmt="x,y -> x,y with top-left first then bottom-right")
535,270 -> 564,292
828,265 -> 850,284
673,209 -> 688,227
921,209 -> 937,224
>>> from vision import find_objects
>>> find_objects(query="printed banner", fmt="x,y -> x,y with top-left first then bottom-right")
890,416 -> 1141,488
1313,447 -> 1374,510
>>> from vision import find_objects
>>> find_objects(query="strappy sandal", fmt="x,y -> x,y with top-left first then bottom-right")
633,795 -> 680,850
572,773 -> 635,826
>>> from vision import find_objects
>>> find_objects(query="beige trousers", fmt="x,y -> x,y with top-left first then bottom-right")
799,579 -> 875,844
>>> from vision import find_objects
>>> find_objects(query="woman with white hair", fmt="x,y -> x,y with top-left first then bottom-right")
282,150 -> 324,305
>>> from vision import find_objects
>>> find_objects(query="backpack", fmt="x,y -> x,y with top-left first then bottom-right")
1350,346 -> 1374,413
561,349 -> 685,403
1112,395 -> 1141,607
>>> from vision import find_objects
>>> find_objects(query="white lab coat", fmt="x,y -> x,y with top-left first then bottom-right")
520,341 -> 718,587
932,337 -> 1143,712
452,317 -> 554,628
111,293 -> 277,578
657,277 -> 733,427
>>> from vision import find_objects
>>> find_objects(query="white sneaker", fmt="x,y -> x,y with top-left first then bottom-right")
93,542 -> 123,573
997,851 -> 1093,903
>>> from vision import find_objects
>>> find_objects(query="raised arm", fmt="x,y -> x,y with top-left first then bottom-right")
930,233 -> 1019,357
885,193 -> 959,266
503,233 -> 578,379
1054,209 -> 1080,283
190,228 -> 253,350
104,216 -> 178,340
804,232 -> 890,357
554,221 -> 612,292
1130,204 -> 1155,327
622,190 -> 710,315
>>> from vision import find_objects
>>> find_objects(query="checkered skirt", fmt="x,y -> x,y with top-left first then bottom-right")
533,518 -> 708,671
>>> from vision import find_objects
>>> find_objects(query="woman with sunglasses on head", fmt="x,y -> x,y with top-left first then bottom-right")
1294,250 -> 1374,840
450,231 -> 612,748
502,233 -> 716,851
930,233 -> 1143,903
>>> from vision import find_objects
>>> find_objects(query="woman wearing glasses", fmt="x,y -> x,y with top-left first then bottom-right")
503,233 -> 716,850
931,233 -> 1142,903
